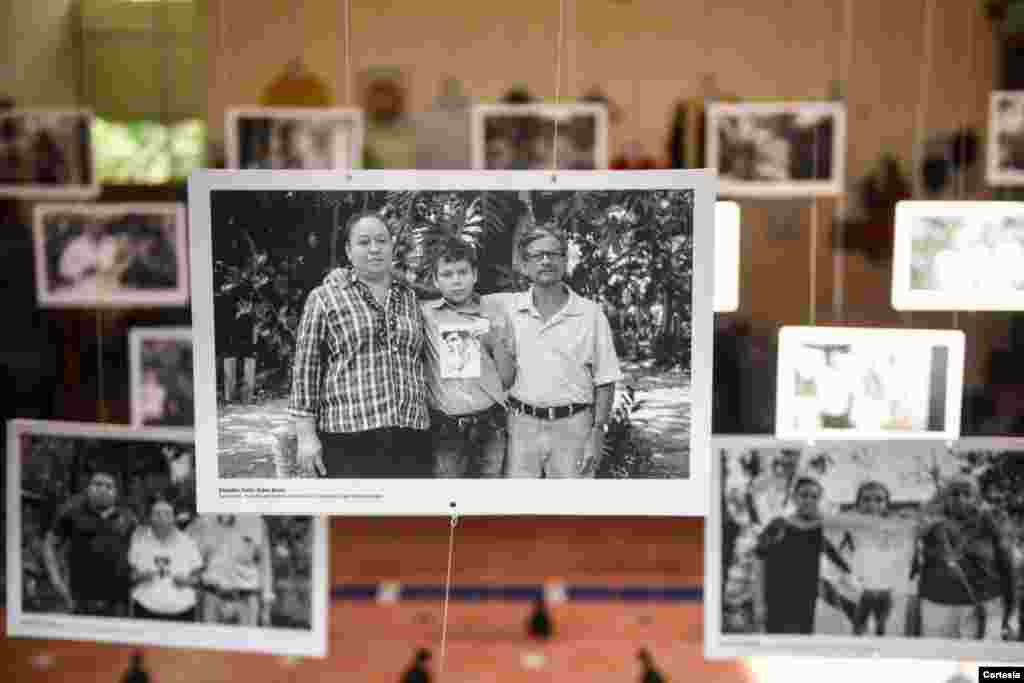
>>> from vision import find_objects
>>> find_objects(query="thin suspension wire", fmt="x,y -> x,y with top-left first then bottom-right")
344,0 -> 352,107
833,0 -> 854,322
551,0 -> 566,171
438,512 -> 459,679
912,0 -> 936,199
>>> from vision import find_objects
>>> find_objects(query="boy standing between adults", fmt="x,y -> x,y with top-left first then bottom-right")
421,236 -> 516,477
493,226 -> 623,478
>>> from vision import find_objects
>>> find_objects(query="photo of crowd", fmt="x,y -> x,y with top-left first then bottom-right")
717,438 -> 1024,659
896,202 -> 1024,311
9,421 -> 326,656
131,328 -> 194,427
709,102 -> 844,197
33,203 -> 188,308
198,177 -> 707,513
776,327 -> 963,439
0,109 -> 97,198
227,108 -> 364,170
987,91 -> 1024,186
472,104 -> 608,170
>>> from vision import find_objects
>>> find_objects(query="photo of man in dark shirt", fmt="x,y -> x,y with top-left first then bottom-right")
43,470 -> 137,617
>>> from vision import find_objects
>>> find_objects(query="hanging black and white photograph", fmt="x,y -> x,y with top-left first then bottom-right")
225,107 -> 365,170
33,203 -> 189,308
470,103 -> 609,170
775,327 -> 965,441
130,327 -> 194,427
986,91 -> 1024,186
706,435 -> 1024,663
707,101 -> 846,197
188,170 -> 715,516
714,201 -> 740,313
6,420 -> 328,657
0,109 -> 98,199
892,201 -> 1024,311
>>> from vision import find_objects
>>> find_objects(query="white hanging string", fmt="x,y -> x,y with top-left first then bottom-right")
809,198 -> 818,326
912,0 -> 936,199
96,311 -> 106,422
551,0 -> 566,172
438,510 -> 459,679
832,0 -> 854,322
344,0 -> 352,108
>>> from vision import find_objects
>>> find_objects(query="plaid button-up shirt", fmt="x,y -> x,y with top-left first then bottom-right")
288,267 -> 429,432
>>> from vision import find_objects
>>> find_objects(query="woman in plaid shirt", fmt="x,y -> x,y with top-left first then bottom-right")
289,212 -> 431,478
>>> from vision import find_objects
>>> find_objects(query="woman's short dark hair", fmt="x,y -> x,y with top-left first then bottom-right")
341,210 -> 389,246
432,235 -> 477,270
517,225 -> 566,259
855,480 -> 891,507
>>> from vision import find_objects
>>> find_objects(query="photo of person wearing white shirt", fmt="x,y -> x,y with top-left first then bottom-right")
128,498 -> 204,622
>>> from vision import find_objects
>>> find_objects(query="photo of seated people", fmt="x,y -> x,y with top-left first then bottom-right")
720,441 -> 1023,642
19,432 -> 315,630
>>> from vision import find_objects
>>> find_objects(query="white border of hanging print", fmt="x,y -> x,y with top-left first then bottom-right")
187,169 -> 715,517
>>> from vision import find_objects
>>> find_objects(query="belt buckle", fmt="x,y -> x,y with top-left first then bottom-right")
548,406 -> 555,420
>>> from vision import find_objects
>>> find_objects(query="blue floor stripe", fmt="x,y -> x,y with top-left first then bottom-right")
330,584 -> 702,603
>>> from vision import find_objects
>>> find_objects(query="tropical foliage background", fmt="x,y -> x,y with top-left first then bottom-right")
211,188 -> 694,478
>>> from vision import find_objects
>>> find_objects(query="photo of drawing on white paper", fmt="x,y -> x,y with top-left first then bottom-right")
775,327 -> 964,441
439,320 -> 487,380
709,436 -> 1024,663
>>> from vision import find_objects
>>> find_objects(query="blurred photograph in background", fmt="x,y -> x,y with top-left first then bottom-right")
131,328 -> 194,427
708,102 -> 845,197
471,103 -> 609,170
32,203 -> 188,308
0,109 -> 98,199
226,108 -> 364,170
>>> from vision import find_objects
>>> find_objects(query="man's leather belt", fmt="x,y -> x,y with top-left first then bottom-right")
508,396 -> 591,421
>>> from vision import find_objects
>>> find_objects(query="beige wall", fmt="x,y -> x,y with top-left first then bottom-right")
5,0 -> 79,106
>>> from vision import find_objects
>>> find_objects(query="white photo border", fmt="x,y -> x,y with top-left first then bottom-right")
714,201 -> 741,313
892,200 -> 1024,311
705,434 -> 1024,662
6,419 -> 329,658
224,107 -> 366,170
33,202 -> 190,309
469,103 -> 610,170
0,108 -> 100,200
188,169 -> 716,517
129,326 -> 194,427
986,91 -> 1024,187
706,101 -> 847,198
774,326 -> 965,441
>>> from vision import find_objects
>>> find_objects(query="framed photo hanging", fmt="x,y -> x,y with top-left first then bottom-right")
987,91 -> 1024,187
0,108 -> 99,200
130,327 -> 194,427
892,201 -> 1024,311
6,420 -> 329,657
707,434 -> 1024,663
470,103 -> 609,170
188,169 -> 716,516
714,201 -> 741,313
225,107 -> 365,170
774,326 -> 965,442
32,202 -> 189,309
706,101 -> 846,198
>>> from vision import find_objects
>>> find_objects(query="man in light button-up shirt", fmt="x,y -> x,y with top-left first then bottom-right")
490,226 -> 623,478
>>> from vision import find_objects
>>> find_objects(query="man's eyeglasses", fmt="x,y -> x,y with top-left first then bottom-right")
524,250 -> 566,263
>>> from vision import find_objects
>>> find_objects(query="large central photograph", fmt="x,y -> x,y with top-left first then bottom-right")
189,170 -> 715,516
